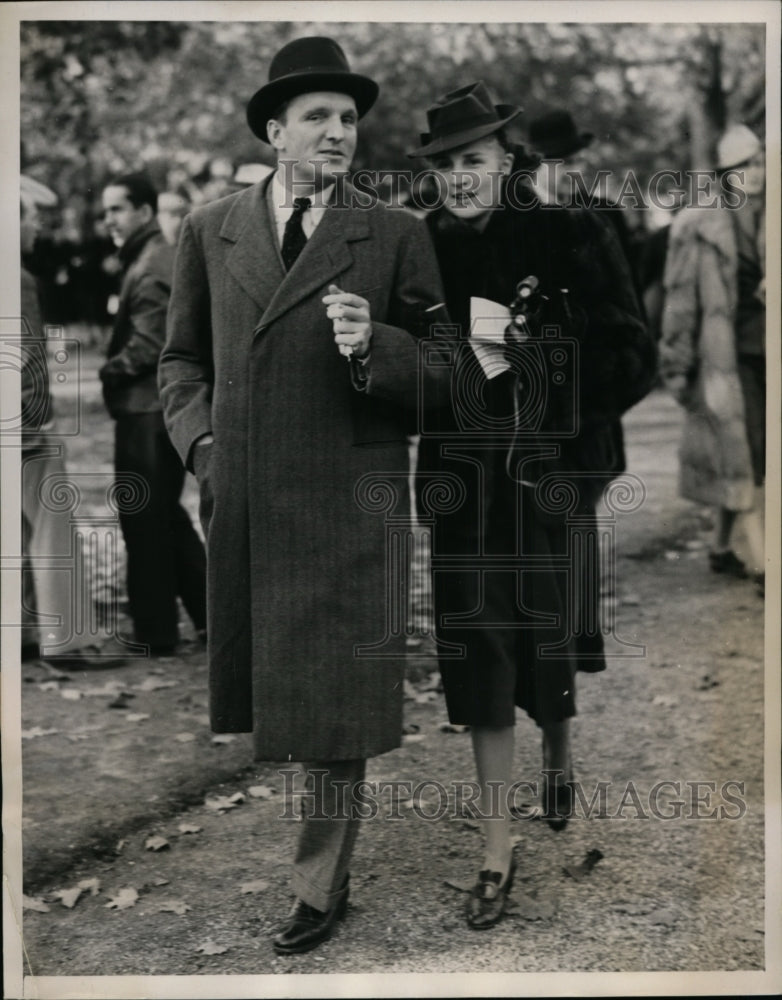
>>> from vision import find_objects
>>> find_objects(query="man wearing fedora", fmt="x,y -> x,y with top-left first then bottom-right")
159,36 -> 449,954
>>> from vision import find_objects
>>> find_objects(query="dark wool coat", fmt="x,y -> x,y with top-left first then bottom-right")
159,177 -> 448,762
416,186 -> 655,725
660,205 -> 760,511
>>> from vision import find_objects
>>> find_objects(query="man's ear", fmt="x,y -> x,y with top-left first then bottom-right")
140,203 -> 155,225
267,118 -> 284,151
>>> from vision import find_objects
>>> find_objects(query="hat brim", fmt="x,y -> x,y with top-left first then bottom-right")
407,105 -> 522,159
534,131 -> 594,159
247,71 -> 379,141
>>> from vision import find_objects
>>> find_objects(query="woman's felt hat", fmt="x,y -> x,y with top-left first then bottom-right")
407,81 -> 522,158
527,109 -> 594,159
247,37 -> 379,142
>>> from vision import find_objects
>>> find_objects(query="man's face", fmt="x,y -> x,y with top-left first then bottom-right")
102,185 -> 152,247
267,91 -> 358,190
157,193 -> 188,246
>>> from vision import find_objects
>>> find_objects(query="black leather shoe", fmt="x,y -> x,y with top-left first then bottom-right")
272,886 -> 349,955
543,770 -> 574,832
465,859 -> 516,930
709,549 -> 748,578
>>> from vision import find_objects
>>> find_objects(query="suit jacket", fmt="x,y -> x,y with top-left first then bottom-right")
102,221 -> 174,418
159,175 -> 450,761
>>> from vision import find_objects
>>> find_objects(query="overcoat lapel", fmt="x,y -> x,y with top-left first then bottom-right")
221,179 -> 284,312
221,176 -> 371,333
257,202 -> 370,332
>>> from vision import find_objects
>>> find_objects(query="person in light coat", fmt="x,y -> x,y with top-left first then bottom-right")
660,124 -> 765,590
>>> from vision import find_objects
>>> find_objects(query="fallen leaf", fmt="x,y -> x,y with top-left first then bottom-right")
52,887 -> 83,909
414,691 -> 438,704
77,877 -> 101,896
60,688 -> 83,701
563,848 -> 604,881
443,876 -> 474,892
664,550 -> 680,561
403,679 -> 417,701
145,835 -> 170,852
175,732 -> 196,743
178,823 -> 202,834
196,939 -> 228,955
154,878 -> 170,886
211,734 -> 235,744
239,879 -> 269,894
402,722 -> 420,735
105,887 -> 139,910
155,900 -> 191,915
248,785 -> 274,799
115,839 -> 126,854
420,673 -> 442,692
83,682 -> 129,697
507,892 -> 557,922
126,713 -> 150,723
37,681 -> 60,692
135,677 -> 178,692
439,722 -> 469,733
109,693 -> 136,709
205,795 -> 243,813
403,733 -> 425,743
646,906 -> 679,927
21,727 -> 58,739
23,894 -> 50,912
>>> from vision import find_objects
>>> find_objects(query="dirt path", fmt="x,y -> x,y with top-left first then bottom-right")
13,370 -> 769,988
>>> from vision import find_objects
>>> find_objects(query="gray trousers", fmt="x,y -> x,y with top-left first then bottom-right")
290,759 -> 366,912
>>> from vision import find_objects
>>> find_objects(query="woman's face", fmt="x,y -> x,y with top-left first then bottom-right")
429,135 -> 513,224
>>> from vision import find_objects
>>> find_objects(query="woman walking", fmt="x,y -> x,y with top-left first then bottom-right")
410,82 -> 655,928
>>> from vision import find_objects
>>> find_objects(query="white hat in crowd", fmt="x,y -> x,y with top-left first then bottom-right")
717,124 -> 762,170
21,174 -> 58,208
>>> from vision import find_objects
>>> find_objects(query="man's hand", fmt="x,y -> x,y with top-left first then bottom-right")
322,284 -> 372,359
98,356 -> 133,387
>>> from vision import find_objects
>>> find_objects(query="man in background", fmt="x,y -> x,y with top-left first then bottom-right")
99,173 -> 206,657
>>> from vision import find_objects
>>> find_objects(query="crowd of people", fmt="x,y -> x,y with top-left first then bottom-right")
19,35 -> 766,952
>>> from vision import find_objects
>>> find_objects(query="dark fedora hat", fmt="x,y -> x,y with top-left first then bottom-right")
407,81 -> 522,158
247,37 -> 379,142
527,109 -> 593,159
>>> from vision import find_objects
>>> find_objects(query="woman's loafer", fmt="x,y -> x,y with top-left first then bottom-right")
465,860 -> 516,930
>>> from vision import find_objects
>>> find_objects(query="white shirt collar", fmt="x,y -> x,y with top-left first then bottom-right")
270,170 -> 335,243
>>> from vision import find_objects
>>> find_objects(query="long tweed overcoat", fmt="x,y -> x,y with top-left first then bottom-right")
660,206 -> 759,511
159,177 -> 448,762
